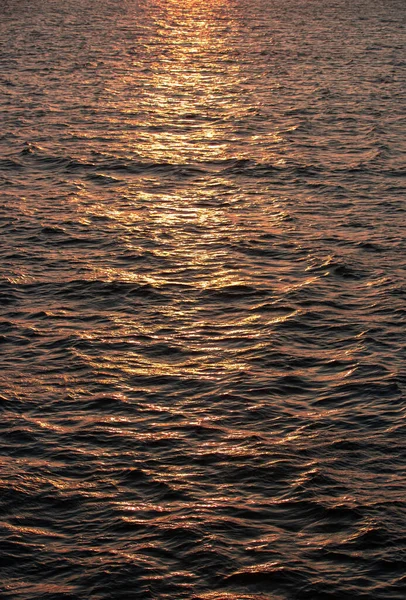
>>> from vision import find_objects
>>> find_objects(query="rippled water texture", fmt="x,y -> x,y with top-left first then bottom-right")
1,0 -> 405,597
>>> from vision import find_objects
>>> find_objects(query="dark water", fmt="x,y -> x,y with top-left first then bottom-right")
1,0 -> 405,597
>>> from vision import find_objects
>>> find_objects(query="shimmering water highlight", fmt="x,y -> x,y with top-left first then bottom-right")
0,0 -> 405,598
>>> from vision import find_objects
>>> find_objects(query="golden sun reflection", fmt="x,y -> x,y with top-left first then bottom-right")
125,0 -> 254,165
64,0 -> 298,385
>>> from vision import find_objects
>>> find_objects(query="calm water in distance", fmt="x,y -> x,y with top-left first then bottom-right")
0,0 -> 405,598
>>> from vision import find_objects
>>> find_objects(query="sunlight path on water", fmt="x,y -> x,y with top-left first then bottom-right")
0,0 -> 405,598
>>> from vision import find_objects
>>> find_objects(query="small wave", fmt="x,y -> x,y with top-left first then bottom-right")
0,158 -> 24,170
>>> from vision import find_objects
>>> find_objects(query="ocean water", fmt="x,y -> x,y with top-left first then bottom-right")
0,0 -> 405,598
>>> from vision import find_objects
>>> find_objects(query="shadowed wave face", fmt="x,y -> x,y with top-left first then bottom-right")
0,0 -> 405,598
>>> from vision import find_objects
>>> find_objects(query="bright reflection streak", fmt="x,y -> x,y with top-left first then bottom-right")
132,0 -> 244,163
72,0 -> 295,383
114,0 -> 286,167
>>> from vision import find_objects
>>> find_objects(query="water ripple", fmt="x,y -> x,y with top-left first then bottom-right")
1,0 -> 405,598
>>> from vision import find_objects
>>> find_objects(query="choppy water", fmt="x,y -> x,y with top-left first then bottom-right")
1,0 -> 405,597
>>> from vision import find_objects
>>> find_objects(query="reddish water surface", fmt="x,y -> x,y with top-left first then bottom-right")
0,0 -> 405,598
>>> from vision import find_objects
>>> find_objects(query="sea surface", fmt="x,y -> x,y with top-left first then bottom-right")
0,0 -> 405,598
